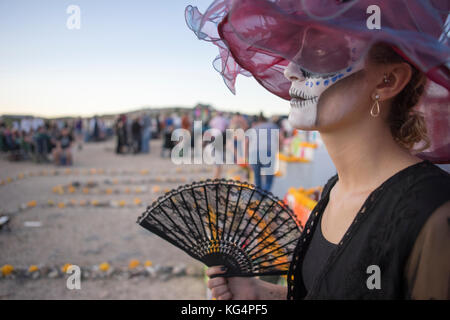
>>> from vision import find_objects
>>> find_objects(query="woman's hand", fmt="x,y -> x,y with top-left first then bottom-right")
206,266 -> 260,300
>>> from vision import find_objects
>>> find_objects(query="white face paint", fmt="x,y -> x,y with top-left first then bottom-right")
286,59 -> 365,129
284,35 -> 367,129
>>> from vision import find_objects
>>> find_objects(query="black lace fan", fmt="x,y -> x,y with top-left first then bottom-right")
137,179 -> 302,277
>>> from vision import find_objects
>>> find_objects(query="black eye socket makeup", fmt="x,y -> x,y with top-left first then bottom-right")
300,68 -> 339,79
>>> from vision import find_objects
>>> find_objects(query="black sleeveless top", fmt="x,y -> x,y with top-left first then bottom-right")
302,212 -> 337,292
287,160 -> 450,300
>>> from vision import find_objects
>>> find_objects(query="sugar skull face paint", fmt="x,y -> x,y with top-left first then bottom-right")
285,58 -> 365,129
284,29 -> 368,130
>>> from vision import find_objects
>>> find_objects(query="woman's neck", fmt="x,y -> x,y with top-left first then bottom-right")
320,118 -> 421,194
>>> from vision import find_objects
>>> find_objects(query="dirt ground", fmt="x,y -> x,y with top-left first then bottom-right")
0,139 -> 216,300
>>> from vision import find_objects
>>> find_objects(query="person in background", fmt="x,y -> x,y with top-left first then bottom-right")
131,116 -> 142,154
161,115 -> 173,158
115,115 -> 127,154
33,125 -> 51,163
229,112 -> 249,164
181,112 -> 191,132
19,130 -> 33,160
48,122 -> 59,154
151,114 -> 159,139
0,121 -> 6,152
181,112 -> 193,151
248,114 -> 280,192
52,126 -> 73,166
141,113 -> 152,154
74,117 -> 84,150
209,111 -> 229,179
89,116 -> 100,142
161,124 -> 175,158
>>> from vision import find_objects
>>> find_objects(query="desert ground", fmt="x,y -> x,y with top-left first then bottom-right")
0,139 -> 215,299
0,136 -> 343,300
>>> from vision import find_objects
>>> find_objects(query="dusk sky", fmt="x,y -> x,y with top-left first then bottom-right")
0,0 -> 290,118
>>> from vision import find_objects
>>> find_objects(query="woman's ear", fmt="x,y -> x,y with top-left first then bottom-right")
376,62 -> 412,101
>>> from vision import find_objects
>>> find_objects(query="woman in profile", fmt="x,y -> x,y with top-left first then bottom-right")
186,0 -> 450,299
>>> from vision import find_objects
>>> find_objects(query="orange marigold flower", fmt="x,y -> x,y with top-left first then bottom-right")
28,265 -> 39,273
99,262 -> 110,272
1,264 -> 14,276
61,263 -> 72,273
128,260 -> 140,269
144,260 -> 153,267
27,200 -> 37,208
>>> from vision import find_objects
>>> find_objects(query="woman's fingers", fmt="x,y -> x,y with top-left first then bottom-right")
218,291 -> 233,300
206,266 -> 231,300
207,276 -> 226,289
211,285 -> 229,298
206,266 -> 227,278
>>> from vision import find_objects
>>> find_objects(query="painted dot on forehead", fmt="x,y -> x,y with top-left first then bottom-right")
316,81 -> 320,85
324,79 -> 330,86
346,67 -> 352,72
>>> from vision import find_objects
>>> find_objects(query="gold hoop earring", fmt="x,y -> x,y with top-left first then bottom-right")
370,94 -> 380,117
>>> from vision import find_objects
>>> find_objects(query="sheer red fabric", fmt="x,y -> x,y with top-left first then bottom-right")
186,0 -> 450,163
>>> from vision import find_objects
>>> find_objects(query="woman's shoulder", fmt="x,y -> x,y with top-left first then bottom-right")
396,160 -> 450,199
320,160 -> 449,204
388,161 -> 450,225
407,160 -> 450,179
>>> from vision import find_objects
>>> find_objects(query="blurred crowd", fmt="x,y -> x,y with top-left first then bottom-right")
118,108 -> 294,192
115,113 -> 158,155
0,116 -> 112,166
1,109 -> 296,193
